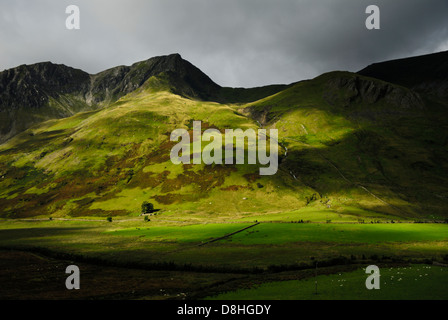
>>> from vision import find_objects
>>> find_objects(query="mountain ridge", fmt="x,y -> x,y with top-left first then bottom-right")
358,50 -> 448,100
0,54 -> 221,142
0,53 -> 291,143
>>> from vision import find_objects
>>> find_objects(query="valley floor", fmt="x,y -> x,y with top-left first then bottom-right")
0,216 -> 447,300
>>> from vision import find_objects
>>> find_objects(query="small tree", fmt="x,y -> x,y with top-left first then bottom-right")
141,201 -> 154,214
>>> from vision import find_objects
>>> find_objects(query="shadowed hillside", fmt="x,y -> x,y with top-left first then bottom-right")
358,50 -> 448,100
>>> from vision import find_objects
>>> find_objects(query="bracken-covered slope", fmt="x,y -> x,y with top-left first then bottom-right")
0,53 -> 447,220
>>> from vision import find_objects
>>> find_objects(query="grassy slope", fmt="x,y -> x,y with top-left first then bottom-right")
0,75 -> 311,218
0,71 -> 447,221
242,71 -> 448,220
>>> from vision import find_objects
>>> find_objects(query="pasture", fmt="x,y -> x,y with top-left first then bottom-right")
0,218 -> 446,299
208,264 -> 448,300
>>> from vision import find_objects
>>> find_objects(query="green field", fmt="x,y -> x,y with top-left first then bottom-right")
2,218 -> 446,300
105,223 -> 254,243
227,223 -> 448,245
208,265 -> 448,300
0,219 -> 446,269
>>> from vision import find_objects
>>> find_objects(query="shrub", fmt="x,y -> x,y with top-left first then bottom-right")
141,201 -> 155,214
107,217 -> 112,222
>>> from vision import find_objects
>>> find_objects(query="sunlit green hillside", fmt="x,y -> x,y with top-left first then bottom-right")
0,66 -> 447,222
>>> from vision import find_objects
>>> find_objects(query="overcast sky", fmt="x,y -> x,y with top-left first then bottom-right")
0,0 -> 447,87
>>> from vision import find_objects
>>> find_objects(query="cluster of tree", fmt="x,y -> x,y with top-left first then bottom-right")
141,201 -> 155,214
290,220 -> 306,224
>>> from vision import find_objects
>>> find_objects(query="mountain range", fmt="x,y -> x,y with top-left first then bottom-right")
0,54 -> 288,143
0,51 -> 447,220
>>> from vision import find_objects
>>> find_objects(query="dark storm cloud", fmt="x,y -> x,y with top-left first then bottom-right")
0,0 -> 447,87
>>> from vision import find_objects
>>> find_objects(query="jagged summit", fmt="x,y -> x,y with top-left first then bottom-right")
0,53 -> 220,108
88,53 -> 221,103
